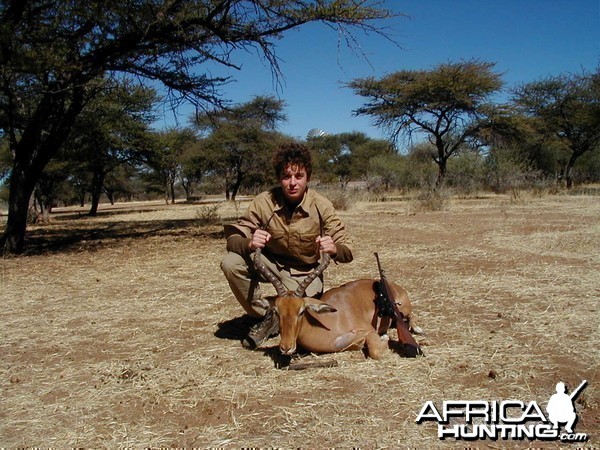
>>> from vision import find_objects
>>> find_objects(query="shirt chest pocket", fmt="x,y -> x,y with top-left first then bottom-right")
267,230 -> 287,251
293,231 -> 320,259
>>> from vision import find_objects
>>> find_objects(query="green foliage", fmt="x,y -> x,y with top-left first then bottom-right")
308,131 -> 392,184
445,150 -> 486,194
1,0 -> 394,253
307,134 -> 342,183
61,80 -> 159,213
512,69 -> 600,188
193,95 -> 285,200
404,142 -> 439,189
178,140 -> 210,199
2,1 -> 598,255
145,127 -> 198,204
366,153 -> 406,191
349,59 -> 504,187
347,135 -> 392,179
575,148 -> 600,184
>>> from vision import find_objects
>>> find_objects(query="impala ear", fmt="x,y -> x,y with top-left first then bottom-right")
306,302 -> 337,314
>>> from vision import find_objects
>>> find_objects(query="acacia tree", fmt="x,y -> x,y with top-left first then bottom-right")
195,95 -> 286,200
512,70 -> 600,189
64,81 -> 157,215
307,131 -> 391,184
0,0 -> 393,254
146,128 -> 197,204
306,133 -> 342,182
100,164 -> 141,205
348,60 -> 504,187
31,159 -> 71,222
178,140 -> 209,199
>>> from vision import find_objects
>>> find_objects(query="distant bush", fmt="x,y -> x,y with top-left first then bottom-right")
327,188 -> 356,211
410,189 -> 448,212
195,204 -> 221,225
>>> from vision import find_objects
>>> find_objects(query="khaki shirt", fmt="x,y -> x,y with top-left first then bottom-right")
224,187 -> 353,273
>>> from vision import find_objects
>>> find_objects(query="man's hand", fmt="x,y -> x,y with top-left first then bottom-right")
249,229 -> 271,251
316,235 -> 337,257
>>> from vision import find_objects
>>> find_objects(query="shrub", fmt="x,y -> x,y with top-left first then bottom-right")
195,204 -> 221,225
410,189 -> 448,212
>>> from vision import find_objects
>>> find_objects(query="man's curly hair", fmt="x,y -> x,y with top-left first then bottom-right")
273,142 -> 313,179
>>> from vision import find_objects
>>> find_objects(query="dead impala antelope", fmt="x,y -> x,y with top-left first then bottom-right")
252,248 -> 424,359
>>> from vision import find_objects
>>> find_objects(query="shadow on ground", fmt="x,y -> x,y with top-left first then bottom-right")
22,218 -> 223,256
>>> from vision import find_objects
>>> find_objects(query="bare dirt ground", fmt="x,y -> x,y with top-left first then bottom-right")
1,193 -> 598,448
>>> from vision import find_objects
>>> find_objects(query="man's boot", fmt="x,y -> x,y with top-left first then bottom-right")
242,309 -> 279,349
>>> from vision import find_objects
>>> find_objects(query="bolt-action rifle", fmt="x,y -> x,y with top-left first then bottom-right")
374,252 -> 422,357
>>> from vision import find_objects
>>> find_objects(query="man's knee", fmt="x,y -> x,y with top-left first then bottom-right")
221,252 -> 247,277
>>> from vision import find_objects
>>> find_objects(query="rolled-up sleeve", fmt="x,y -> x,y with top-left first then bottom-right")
223,193 -> 272,256
313,195 -> 353,264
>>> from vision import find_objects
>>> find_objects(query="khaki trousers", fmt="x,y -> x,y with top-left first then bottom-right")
220,251 -> 323,318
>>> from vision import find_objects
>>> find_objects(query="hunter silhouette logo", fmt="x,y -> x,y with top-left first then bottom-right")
546,380 -> 587,434
416,380 -> 589,442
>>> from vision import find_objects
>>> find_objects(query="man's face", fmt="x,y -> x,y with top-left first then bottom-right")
279,163 -> 309,205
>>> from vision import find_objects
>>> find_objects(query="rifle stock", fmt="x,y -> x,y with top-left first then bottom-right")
374,253 -> 422,357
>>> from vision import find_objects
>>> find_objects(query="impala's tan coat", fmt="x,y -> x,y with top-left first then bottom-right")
255,278 -> 422,359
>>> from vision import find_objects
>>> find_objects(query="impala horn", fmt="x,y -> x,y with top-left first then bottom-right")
252,214 -> 288,297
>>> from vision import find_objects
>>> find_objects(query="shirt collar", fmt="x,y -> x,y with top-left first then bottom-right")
297,188 -> 313,214
272,186 -> 312,213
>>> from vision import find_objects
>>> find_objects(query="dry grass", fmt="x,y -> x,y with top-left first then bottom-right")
1,194 -> 598,448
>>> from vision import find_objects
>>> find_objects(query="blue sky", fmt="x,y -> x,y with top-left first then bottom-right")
156,0 -> 599,143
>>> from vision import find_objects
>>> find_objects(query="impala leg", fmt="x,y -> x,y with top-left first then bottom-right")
332,329 -> 369,352
365,332 -> 389,360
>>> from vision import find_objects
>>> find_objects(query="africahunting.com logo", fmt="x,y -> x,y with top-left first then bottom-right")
416,380 -> 589,442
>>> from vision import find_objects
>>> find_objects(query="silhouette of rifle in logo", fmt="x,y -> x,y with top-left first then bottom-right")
570,380 -> 587,400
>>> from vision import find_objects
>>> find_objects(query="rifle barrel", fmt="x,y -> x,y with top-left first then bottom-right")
374,252 -> 384,275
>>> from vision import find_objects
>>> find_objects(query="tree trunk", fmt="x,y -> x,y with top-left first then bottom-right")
170,181 -> 176,204
563,152 -> 579,190
434,157 -> 447,189
1,85 -> 86,253
1,162 -> 38,254
181,179 -> 191,200
89,170 -> 106,216
230,169 -> 244,201
104,189 -> 115,205
434,139 -> 447,190
163,174 -> 173,204
34,190 -> 51,223
230,180 -> 240,201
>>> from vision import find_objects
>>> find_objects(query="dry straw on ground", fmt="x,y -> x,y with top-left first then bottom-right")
1,194 -> 598,448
